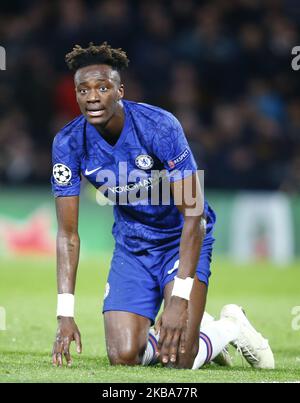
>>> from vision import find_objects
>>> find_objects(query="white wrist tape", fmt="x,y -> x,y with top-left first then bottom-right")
57,293 -> 75,317
171,276 -> 194,301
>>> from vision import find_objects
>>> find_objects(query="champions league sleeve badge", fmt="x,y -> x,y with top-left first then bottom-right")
53,163 -> 72,185
135,154 -> 154,170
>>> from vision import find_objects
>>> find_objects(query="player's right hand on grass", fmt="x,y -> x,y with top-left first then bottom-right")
52,317 -> 82,367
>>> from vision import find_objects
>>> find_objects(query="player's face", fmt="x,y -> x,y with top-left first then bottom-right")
75,64 -> 124,126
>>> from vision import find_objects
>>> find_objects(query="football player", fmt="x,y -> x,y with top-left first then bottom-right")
51,43 -> 274,370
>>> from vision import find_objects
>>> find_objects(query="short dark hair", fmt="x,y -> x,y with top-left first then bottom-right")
65,41 -> 129,73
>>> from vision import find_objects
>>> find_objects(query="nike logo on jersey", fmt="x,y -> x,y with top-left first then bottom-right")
84,167 -> 102,175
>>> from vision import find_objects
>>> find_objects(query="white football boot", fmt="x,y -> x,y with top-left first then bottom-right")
220,304 -> 275,369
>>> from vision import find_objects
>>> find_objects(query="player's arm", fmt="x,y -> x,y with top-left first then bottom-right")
171,172 -> 205,280
157,173 -> 206,364
52,195 -> 82,367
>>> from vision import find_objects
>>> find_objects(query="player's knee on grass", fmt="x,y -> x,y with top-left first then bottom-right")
107,342 -> 146,366
104,311 -> 150,366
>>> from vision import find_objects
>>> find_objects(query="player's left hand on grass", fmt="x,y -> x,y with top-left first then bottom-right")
52,317 -> 82,367
156,296 -> 188,365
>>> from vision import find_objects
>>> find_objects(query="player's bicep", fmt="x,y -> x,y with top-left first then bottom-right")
55,196 -> 79,235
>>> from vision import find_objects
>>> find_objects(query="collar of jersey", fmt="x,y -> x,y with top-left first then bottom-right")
85,100 -> 130,150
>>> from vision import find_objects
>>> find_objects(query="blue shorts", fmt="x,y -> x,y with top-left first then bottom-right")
103,231 -> 215,325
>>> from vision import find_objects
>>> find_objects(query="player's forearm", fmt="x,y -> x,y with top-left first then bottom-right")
56,231 -> 80,294
177,216 -> 206,279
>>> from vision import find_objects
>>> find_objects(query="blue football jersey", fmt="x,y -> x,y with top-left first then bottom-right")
51,100 -> 216,252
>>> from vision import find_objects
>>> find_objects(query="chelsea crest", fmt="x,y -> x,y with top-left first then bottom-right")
135,154 -> 154,170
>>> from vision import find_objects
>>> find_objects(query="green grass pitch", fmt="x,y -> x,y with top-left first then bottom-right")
0,254 -> 300,383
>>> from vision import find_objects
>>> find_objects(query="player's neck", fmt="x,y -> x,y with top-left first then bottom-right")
94,103 -> 125,146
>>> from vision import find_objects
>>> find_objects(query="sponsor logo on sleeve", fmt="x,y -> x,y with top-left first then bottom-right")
168,148 -> 190,169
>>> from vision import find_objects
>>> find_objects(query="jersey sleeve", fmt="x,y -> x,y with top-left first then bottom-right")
153,114 -> 198,182
51,132 -> 82,197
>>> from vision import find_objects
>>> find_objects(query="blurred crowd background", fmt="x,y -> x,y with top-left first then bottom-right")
0,0 -> 299,191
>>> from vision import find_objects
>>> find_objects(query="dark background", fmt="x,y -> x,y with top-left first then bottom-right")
0,0 -> 299,191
